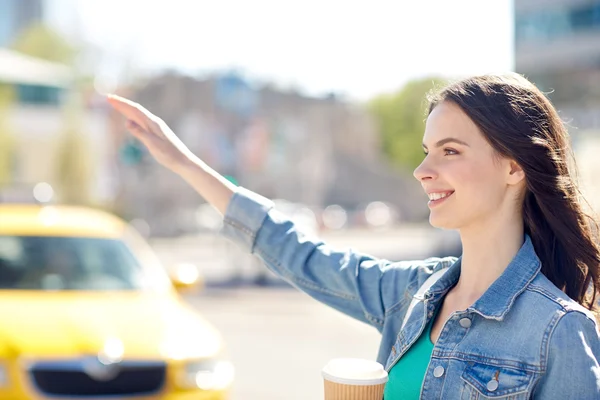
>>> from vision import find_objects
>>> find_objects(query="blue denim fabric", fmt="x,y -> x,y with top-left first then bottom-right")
221,187 -> 600,399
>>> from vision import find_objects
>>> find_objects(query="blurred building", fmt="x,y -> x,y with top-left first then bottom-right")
515,0 -> 600,131
0,48 -> 112,205
109,72 -> 426,236
0,0 -> 44,46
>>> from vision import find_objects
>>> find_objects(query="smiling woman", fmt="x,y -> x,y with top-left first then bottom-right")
427,75 -> 599,310
107,72 -> 600,399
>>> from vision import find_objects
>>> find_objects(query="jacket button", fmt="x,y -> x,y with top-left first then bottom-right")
487,379 -> 499,391
459,318 -> 472,328
433,366 -> 445,378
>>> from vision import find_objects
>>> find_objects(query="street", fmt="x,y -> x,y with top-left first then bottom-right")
184,288 -> 382,400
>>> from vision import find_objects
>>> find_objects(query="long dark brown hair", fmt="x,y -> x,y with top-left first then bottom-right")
428,73 -> 600,314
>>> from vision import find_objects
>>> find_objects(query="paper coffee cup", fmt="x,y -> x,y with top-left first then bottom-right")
322,358 -> 388,400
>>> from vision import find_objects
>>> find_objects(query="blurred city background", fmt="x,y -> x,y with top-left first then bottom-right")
1,0 -> 600,399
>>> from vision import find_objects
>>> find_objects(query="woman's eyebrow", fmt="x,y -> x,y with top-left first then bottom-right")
422,137 -> 470,150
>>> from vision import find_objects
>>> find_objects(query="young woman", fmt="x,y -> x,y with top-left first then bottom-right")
107,73 -> 600,399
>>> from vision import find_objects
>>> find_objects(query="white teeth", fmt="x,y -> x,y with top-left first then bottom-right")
428,192 -> 452,201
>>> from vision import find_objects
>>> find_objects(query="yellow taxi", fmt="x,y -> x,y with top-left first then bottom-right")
0,204 -> 233,399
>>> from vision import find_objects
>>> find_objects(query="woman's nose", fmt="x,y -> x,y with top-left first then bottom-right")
413,158 -> 437,182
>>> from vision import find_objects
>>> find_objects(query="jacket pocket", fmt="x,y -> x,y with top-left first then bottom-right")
460,362 -> 535,399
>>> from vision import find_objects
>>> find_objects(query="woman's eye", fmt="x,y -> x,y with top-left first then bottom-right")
444,148 -> 458,156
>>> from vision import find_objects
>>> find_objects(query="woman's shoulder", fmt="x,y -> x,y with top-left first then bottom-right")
526,272 -> 598,326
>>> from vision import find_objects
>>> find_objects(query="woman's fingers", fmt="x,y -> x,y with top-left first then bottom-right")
125,120 -> 146,138
107,95 -> 189,169
107,94 -> 155,131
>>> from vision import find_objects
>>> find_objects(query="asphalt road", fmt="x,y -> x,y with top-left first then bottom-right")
184,288 -> 382,400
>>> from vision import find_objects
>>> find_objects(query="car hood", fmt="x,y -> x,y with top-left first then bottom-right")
0,291 -> 223,361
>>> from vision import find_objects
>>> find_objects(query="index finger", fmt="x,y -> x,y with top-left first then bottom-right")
107,94 -> 155,129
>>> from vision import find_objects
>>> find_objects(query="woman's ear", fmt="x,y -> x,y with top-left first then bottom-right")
507,160 -> 525,186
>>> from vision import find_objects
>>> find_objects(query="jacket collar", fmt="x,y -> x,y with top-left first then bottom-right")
427,234 -> 541,320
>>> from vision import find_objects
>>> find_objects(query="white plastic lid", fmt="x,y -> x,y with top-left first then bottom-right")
321,358 -> 388,386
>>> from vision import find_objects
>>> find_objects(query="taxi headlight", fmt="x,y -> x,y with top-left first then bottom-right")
180,359 -> 234,390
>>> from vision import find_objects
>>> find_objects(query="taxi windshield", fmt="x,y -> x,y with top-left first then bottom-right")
0,235 -> 151,291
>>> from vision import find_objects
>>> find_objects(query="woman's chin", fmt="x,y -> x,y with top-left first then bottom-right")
429,214 -> 459,230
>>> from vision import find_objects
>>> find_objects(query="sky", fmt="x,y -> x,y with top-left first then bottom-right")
45,0 -> 514,101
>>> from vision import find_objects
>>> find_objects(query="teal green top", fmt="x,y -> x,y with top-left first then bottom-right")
384,314 -> 436,399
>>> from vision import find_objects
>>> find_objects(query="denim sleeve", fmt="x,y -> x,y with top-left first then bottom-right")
533,311 -> 600,399
221,187 -> 431,330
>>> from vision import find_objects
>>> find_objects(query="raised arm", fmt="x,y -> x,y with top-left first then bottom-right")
107,95 -> 450,330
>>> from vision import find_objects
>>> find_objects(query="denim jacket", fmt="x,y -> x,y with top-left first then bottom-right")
221,188 -> 600,399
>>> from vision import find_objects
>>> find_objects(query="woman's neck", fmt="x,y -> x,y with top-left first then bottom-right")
454,214 -> 525,304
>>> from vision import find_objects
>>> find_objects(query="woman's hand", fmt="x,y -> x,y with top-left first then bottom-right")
106,94 -> 236,214
107,94 -> 196,173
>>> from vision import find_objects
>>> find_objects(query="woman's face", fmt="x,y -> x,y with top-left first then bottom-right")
414,101 -> 517,230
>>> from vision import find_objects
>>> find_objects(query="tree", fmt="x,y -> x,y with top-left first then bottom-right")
54,95 -> 93,205
52,77 -> 95,206
0,84 -> 16,188
368,77 -> 448,171
54,128 -> 93,205
10,22 -> 75,65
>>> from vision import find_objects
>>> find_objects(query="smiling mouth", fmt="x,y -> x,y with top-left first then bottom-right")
428,191 -> 454,206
